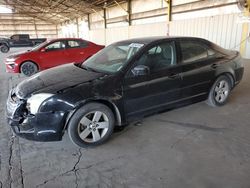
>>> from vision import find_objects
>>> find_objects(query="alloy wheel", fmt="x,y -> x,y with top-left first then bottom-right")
214,80 -> 230,103
77,111 -> 109,143
21,62 -> 37,76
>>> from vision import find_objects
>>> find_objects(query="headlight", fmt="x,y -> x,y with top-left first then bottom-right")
26,93 -> 54,114
6,57 -> 17,62
5,57 -> 18,64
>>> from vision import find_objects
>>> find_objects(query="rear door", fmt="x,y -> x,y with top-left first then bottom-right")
65,39 -> 89,63
177,39 -> 218,99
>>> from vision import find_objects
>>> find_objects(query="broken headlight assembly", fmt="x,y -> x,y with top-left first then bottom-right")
26,93 -> 54,114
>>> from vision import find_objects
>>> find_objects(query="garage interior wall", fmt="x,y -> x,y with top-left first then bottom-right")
58,0 -> 250,58
0,14 -> 58,39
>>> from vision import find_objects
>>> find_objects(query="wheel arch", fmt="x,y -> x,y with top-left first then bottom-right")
0,42 -> 9,46
64,99 -> 122,131
214,72 -> 235,88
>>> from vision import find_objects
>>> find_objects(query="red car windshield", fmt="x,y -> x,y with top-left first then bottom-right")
31,40 -> 50,51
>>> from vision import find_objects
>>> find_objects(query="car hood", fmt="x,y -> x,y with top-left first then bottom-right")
15,64 -> 105,99
7,50 -> 32,59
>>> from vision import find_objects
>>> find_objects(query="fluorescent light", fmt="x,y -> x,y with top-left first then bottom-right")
0,6 -> 12,13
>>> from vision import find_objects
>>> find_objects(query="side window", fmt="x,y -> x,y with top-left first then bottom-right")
67,40 -> 88,48
45,41 -> 65,51
129,42 -> 176,76
180,41 -> 212,63
11,35 -> 19,40
79,40 -> 88,48
68,40 -> 81,48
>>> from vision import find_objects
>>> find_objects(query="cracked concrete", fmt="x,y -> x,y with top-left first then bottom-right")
170,129 -> 197,149
36,149 -> 83,188
1,48 -> 250,188
7,136 -> 14,188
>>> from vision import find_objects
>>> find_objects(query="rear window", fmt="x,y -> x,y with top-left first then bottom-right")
180,40 -> 216,63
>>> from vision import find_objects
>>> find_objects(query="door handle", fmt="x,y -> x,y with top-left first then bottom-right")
80,52 -> 84,55
168,73 -> 180,79
211,63 -> 218,69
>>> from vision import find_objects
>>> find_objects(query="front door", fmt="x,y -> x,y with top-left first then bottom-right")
39,40 -> 68,69
123,41 -> 182,119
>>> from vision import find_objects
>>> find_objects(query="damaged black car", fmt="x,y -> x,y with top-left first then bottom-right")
6,36 -> 244,147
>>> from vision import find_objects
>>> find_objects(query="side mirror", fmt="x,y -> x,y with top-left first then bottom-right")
132,65 -> 150,76
40,48 -> 46,52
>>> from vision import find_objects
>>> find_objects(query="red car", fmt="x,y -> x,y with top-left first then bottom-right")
4,38 -> 104,76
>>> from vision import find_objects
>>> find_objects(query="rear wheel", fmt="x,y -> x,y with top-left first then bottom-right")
0,44 -> 9,53
68,103 -> 115,148
20,61 -> 38,76
207,75 -> 232,107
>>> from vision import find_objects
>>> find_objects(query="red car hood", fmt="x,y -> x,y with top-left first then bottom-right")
7,50 -> 33,59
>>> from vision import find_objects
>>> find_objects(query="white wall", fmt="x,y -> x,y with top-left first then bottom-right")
58,1 -> 250,58
86,22 -> 168,45
86,13 -> 250,58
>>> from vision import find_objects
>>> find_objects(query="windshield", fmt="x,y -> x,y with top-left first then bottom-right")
82,42 -> 144,73
31,40 -> 49,51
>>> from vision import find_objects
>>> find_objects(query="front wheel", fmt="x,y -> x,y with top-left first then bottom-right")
20,61 -> 38,76
68,103 -> 115,148
207,75 -> 232,107
0,44 -> 9,53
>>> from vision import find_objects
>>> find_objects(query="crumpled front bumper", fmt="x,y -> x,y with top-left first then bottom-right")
6,90 -> 66,141
5,60 -> 19,73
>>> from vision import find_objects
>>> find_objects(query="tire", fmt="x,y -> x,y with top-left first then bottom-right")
207,75 -> 232,107
0,44 -> 9,53
68,103 -> 115,148
20,61 -> 38,76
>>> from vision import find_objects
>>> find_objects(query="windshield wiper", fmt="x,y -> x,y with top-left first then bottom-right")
81,65 -> 100,73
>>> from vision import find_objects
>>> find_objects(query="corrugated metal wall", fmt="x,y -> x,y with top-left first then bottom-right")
87,13 -> 250,58
88,22 -> 168,45
170,13 -> 250,58
0,14 -> 58,39
59,11 -> 250,58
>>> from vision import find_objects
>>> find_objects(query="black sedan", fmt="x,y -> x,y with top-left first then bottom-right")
6,36 -> 244,147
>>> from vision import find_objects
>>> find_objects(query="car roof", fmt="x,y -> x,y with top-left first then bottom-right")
114,36 -> 207,45
46,38 -> 86,43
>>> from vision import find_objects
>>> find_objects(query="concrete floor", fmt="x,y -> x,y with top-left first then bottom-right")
0,48 -> 250,188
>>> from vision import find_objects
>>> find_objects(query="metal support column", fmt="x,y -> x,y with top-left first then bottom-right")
166,0 -> 172,36
104,8 -> 107,29
127,0 -> 132,26
240,0 -> 250,56
87,14 -> 91,30
76,18 -> 80,38
167,0 -> 172,22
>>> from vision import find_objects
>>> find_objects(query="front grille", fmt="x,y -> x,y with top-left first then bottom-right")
11,93 -> 19,103
6,89 -> 26,120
